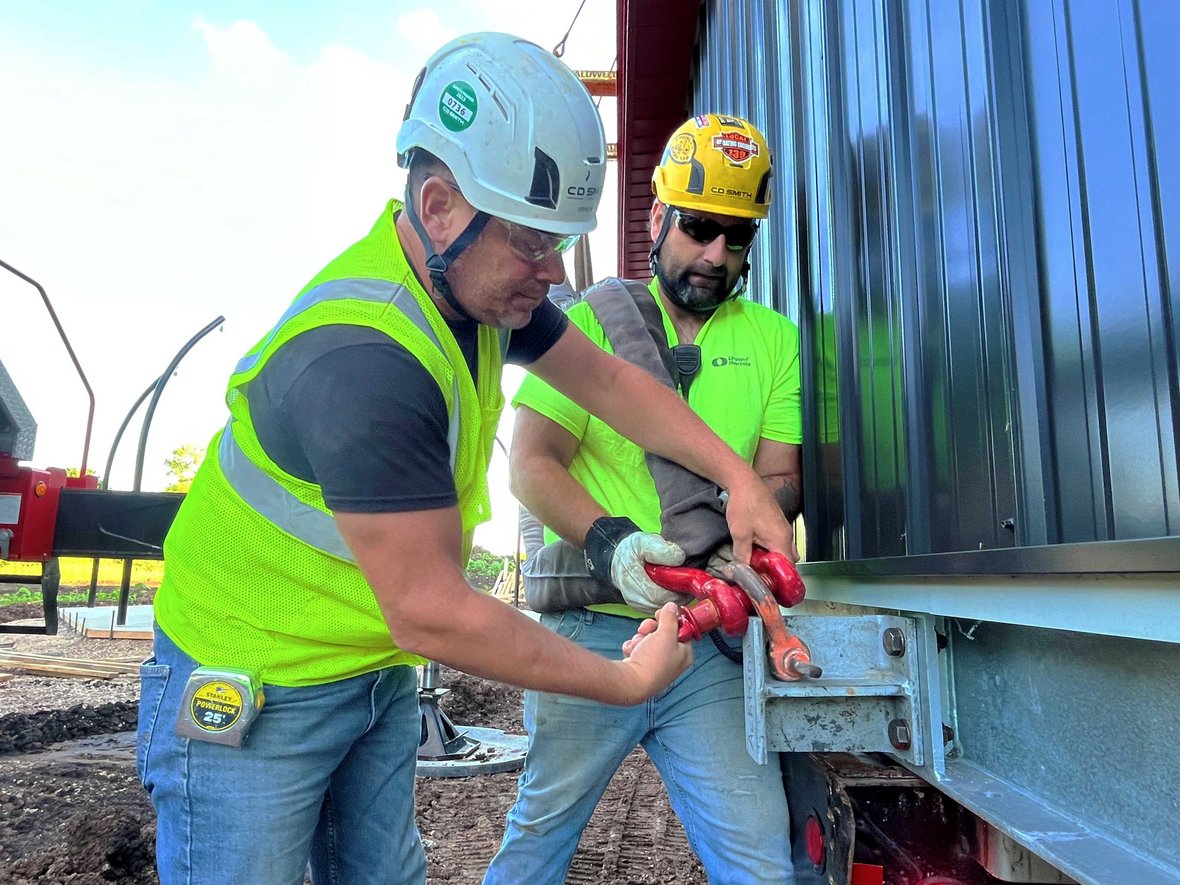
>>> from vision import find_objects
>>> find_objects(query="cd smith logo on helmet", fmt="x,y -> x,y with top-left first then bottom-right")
711,186 -> 754,199
712,132 -> 760,164
567,169 -> 598,200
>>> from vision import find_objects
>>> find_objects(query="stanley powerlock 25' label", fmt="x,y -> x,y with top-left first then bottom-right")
189,681 -> 244,733
175,666 -> 264,747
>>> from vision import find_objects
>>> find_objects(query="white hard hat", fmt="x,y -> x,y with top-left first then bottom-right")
397,32 -> 606,236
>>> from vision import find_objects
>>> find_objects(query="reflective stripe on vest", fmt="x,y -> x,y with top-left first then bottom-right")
220,276 -> 508,558
219,422 -> 354,561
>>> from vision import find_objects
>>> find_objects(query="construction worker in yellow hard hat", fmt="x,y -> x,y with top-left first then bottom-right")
487,112 -> 802,884
649,113 -> 773,309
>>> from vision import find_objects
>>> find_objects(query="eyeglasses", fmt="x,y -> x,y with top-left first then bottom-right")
436,177 -> 580,265
669,206 -> 759,251
498,218 -> 581,265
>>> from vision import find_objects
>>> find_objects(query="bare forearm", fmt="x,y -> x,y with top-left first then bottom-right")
510,452 -> 605,546
390,577 -> 635,700
337,508 -> 689,705
530,329 -> 793,560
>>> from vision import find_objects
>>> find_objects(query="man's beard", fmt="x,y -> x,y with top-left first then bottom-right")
659,264 -> 736,313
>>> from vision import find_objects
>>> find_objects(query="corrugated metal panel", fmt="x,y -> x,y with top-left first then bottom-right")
690,0 -> 1179,560
1022,0 -> 1180,544
695,1 -> 802,320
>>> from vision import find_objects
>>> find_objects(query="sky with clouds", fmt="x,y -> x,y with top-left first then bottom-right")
1,1 -> 619,553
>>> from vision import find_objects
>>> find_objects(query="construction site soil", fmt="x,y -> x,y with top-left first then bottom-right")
0,587 -> 706,885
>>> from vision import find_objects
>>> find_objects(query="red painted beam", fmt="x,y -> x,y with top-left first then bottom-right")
615,0 -> 699,279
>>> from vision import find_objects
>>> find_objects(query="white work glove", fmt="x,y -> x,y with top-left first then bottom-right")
583,516 -> 687,614
705,543 -> 734,576
611,531 -> 688,614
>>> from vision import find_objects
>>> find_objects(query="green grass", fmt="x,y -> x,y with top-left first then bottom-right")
466,548 -> 507,582
0,585 -> 143,609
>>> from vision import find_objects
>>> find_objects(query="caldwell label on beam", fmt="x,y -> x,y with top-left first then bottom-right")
575,70 -> 617,96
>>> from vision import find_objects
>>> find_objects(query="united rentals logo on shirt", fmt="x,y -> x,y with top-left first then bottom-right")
711,355 -> 751,367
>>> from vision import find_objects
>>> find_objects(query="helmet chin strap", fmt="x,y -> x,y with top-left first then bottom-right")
404,186 -> 492,323
648,213 -> 750,313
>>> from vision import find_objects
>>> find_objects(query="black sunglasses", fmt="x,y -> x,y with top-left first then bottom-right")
669,207 -> 759,251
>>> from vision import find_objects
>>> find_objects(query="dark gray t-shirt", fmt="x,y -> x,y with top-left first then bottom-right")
248,298 -> 567,513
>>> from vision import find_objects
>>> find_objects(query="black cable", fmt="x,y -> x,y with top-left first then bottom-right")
87,376 -> 160,606
709,628 -> 743,664
116,315 -> 224,625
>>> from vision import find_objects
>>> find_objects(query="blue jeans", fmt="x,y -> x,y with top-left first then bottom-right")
137,626 -> 425,885
483,610 -> 794,885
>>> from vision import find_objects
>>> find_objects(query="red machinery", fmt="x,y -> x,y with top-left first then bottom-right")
1,259 -> 188,635
0,359 -> 98,634
0,463 -> 100,562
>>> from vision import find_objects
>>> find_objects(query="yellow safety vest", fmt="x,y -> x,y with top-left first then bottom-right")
154,200 -> 506,685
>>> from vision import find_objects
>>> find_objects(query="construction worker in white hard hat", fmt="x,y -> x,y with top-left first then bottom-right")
137,35 -> 792,885
486,113 -> 802,885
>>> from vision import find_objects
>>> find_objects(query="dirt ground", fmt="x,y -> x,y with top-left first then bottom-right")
0,585 -> 706,885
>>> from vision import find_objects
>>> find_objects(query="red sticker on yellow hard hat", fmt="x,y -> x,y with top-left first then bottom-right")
712,131 -> 760,164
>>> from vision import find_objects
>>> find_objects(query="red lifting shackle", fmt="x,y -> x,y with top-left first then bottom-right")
749,547 -> 807,607
644,564 -> 751,638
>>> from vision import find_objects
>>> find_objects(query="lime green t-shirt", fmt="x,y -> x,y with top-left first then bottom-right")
512,281 -> 801,615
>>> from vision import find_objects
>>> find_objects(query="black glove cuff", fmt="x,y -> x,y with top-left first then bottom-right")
583,516 -> 641,580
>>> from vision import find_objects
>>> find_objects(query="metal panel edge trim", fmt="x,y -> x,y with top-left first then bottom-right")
799,537 -> 1180,577
908,756 -> 1180,885
802,572 -> 1180,645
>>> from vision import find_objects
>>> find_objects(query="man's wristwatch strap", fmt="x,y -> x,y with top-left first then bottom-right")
583,516 -> 641,580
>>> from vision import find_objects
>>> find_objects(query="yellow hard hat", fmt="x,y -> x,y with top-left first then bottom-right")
651,114 -> 773,219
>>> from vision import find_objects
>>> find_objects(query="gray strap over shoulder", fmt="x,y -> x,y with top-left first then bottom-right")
589,280 -> 728,566
522,278 -> 729,614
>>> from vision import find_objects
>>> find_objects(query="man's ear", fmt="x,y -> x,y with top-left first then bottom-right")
649,201 -> 666,245
417,176 -> 468,252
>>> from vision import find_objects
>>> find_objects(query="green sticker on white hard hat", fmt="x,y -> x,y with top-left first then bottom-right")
439,81 -> 478,132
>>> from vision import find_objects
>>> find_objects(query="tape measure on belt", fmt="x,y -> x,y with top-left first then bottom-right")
173,666 -> 265,747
